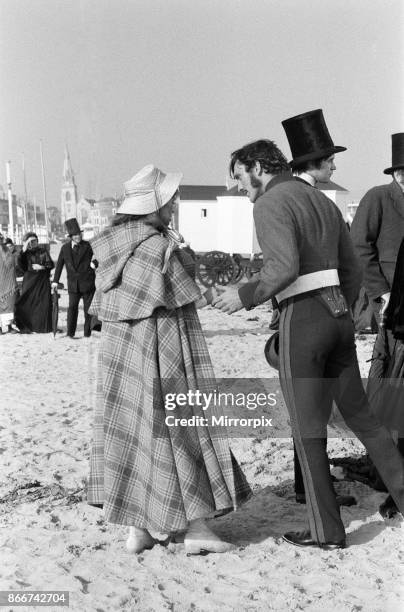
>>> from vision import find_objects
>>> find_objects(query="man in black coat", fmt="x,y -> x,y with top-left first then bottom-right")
52,218 -> 97,338
351,133 -> 404,517
351,133 -> 404,321
213,111 -> 404,549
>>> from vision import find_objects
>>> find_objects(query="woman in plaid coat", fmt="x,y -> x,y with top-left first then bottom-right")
88,165 -> 251,555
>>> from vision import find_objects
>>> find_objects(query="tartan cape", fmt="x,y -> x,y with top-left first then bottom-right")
88,221 -> 203,322
88,221 -> 251,530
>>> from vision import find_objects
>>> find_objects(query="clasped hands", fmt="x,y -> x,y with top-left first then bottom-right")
199,286 -> 243,314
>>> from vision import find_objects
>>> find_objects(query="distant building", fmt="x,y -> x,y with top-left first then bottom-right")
77,197 -> 95,226
59,149 -> 120,234
177,185 -> 226,252
86,196 -> 119,234
0,193 -> 19,233
61,146 -> 78,222
177,185 -> 259,254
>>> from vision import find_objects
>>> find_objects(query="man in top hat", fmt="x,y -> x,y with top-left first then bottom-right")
52,217 -> 97,338
213,110 -> 404,549
271,117 -> 357,509
350,133 -> 404,518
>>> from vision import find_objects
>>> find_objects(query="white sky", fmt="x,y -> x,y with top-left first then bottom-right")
0,0 -> 403,209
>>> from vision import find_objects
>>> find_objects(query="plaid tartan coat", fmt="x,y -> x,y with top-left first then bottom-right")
87,221 -> 251,530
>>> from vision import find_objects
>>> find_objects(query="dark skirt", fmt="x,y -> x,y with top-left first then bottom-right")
14,270 -> 52,333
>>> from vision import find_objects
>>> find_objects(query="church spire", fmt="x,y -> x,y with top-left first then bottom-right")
63,145 -> 76,185
61,145 -> 78,223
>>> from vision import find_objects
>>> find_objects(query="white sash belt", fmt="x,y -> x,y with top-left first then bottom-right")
276,269 -> 339,303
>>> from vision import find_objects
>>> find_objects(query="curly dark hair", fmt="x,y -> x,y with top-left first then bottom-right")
229,139 -> 290,177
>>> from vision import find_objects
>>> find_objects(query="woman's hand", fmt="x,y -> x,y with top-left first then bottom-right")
22,239 -> 31,252
195,287 -> 219,309
31,263 -> 45,271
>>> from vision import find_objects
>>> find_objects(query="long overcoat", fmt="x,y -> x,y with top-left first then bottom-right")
53,240 -> 96,294
87,220 -> 251,530
350,180 -> 404,299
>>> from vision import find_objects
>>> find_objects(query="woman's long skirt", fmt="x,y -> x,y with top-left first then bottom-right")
88,304 -> 251,531
14,271 -> 52,333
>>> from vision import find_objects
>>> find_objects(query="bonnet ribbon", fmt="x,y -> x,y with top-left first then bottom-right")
161,227 -> 187,273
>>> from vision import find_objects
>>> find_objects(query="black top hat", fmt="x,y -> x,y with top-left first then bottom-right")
65,218 -> 81,236
282,109 -> 346,167
383,133 -> 404,175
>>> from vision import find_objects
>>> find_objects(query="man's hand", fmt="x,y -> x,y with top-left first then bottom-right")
51,282 -> 58,290
379,292 -> 391,327
212,287 -> 243,314
31,263 -> 44,271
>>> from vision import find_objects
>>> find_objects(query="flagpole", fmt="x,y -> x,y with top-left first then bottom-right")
39,139 -> 50,242
33,196 -> 38,233
22,153 -> 28,230
6,161 -> 14,242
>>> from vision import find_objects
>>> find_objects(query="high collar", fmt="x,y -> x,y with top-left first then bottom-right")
294,172 -> 316,186
264,171 -> 294,193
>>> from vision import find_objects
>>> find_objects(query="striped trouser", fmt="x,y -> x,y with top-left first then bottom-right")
278,292 -> 404,543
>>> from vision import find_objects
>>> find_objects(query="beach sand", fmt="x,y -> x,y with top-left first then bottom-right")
0,257 -> 403,612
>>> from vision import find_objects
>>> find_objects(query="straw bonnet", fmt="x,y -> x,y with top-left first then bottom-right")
118,164 -> 183,215
282,109 -> 346,167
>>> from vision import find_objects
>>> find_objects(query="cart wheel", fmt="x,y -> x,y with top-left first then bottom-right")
230,253 -> 244,284
196,251 -> 239,287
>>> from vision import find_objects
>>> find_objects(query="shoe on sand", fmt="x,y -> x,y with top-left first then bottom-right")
126,527 -> 155,553
184,519 -> 235,555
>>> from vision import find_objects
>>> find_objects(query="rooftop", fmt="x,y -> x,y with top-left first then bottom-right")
180,185 -> 226,200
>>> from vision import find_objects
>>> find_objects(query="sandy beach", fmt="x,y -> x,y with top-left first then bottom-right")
0,254 -> 403,612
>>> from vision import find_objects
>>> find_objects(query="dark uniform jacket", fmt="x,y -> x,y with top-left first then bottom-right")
385,237 -> 404,340
350,180 -> 404,300
239,175 -> 362,309
53,240 -> 96,294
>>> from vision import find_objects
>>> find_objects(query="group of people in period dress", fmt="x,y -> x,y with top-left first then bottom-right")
0,232 -> 54,335
0,218 -> 98,338
86,109 -> 404,555
2,108 -> 404,556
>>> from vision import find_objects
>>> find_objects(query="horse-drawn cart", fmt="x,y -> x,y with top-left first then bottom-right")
195,250 -> 263,287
